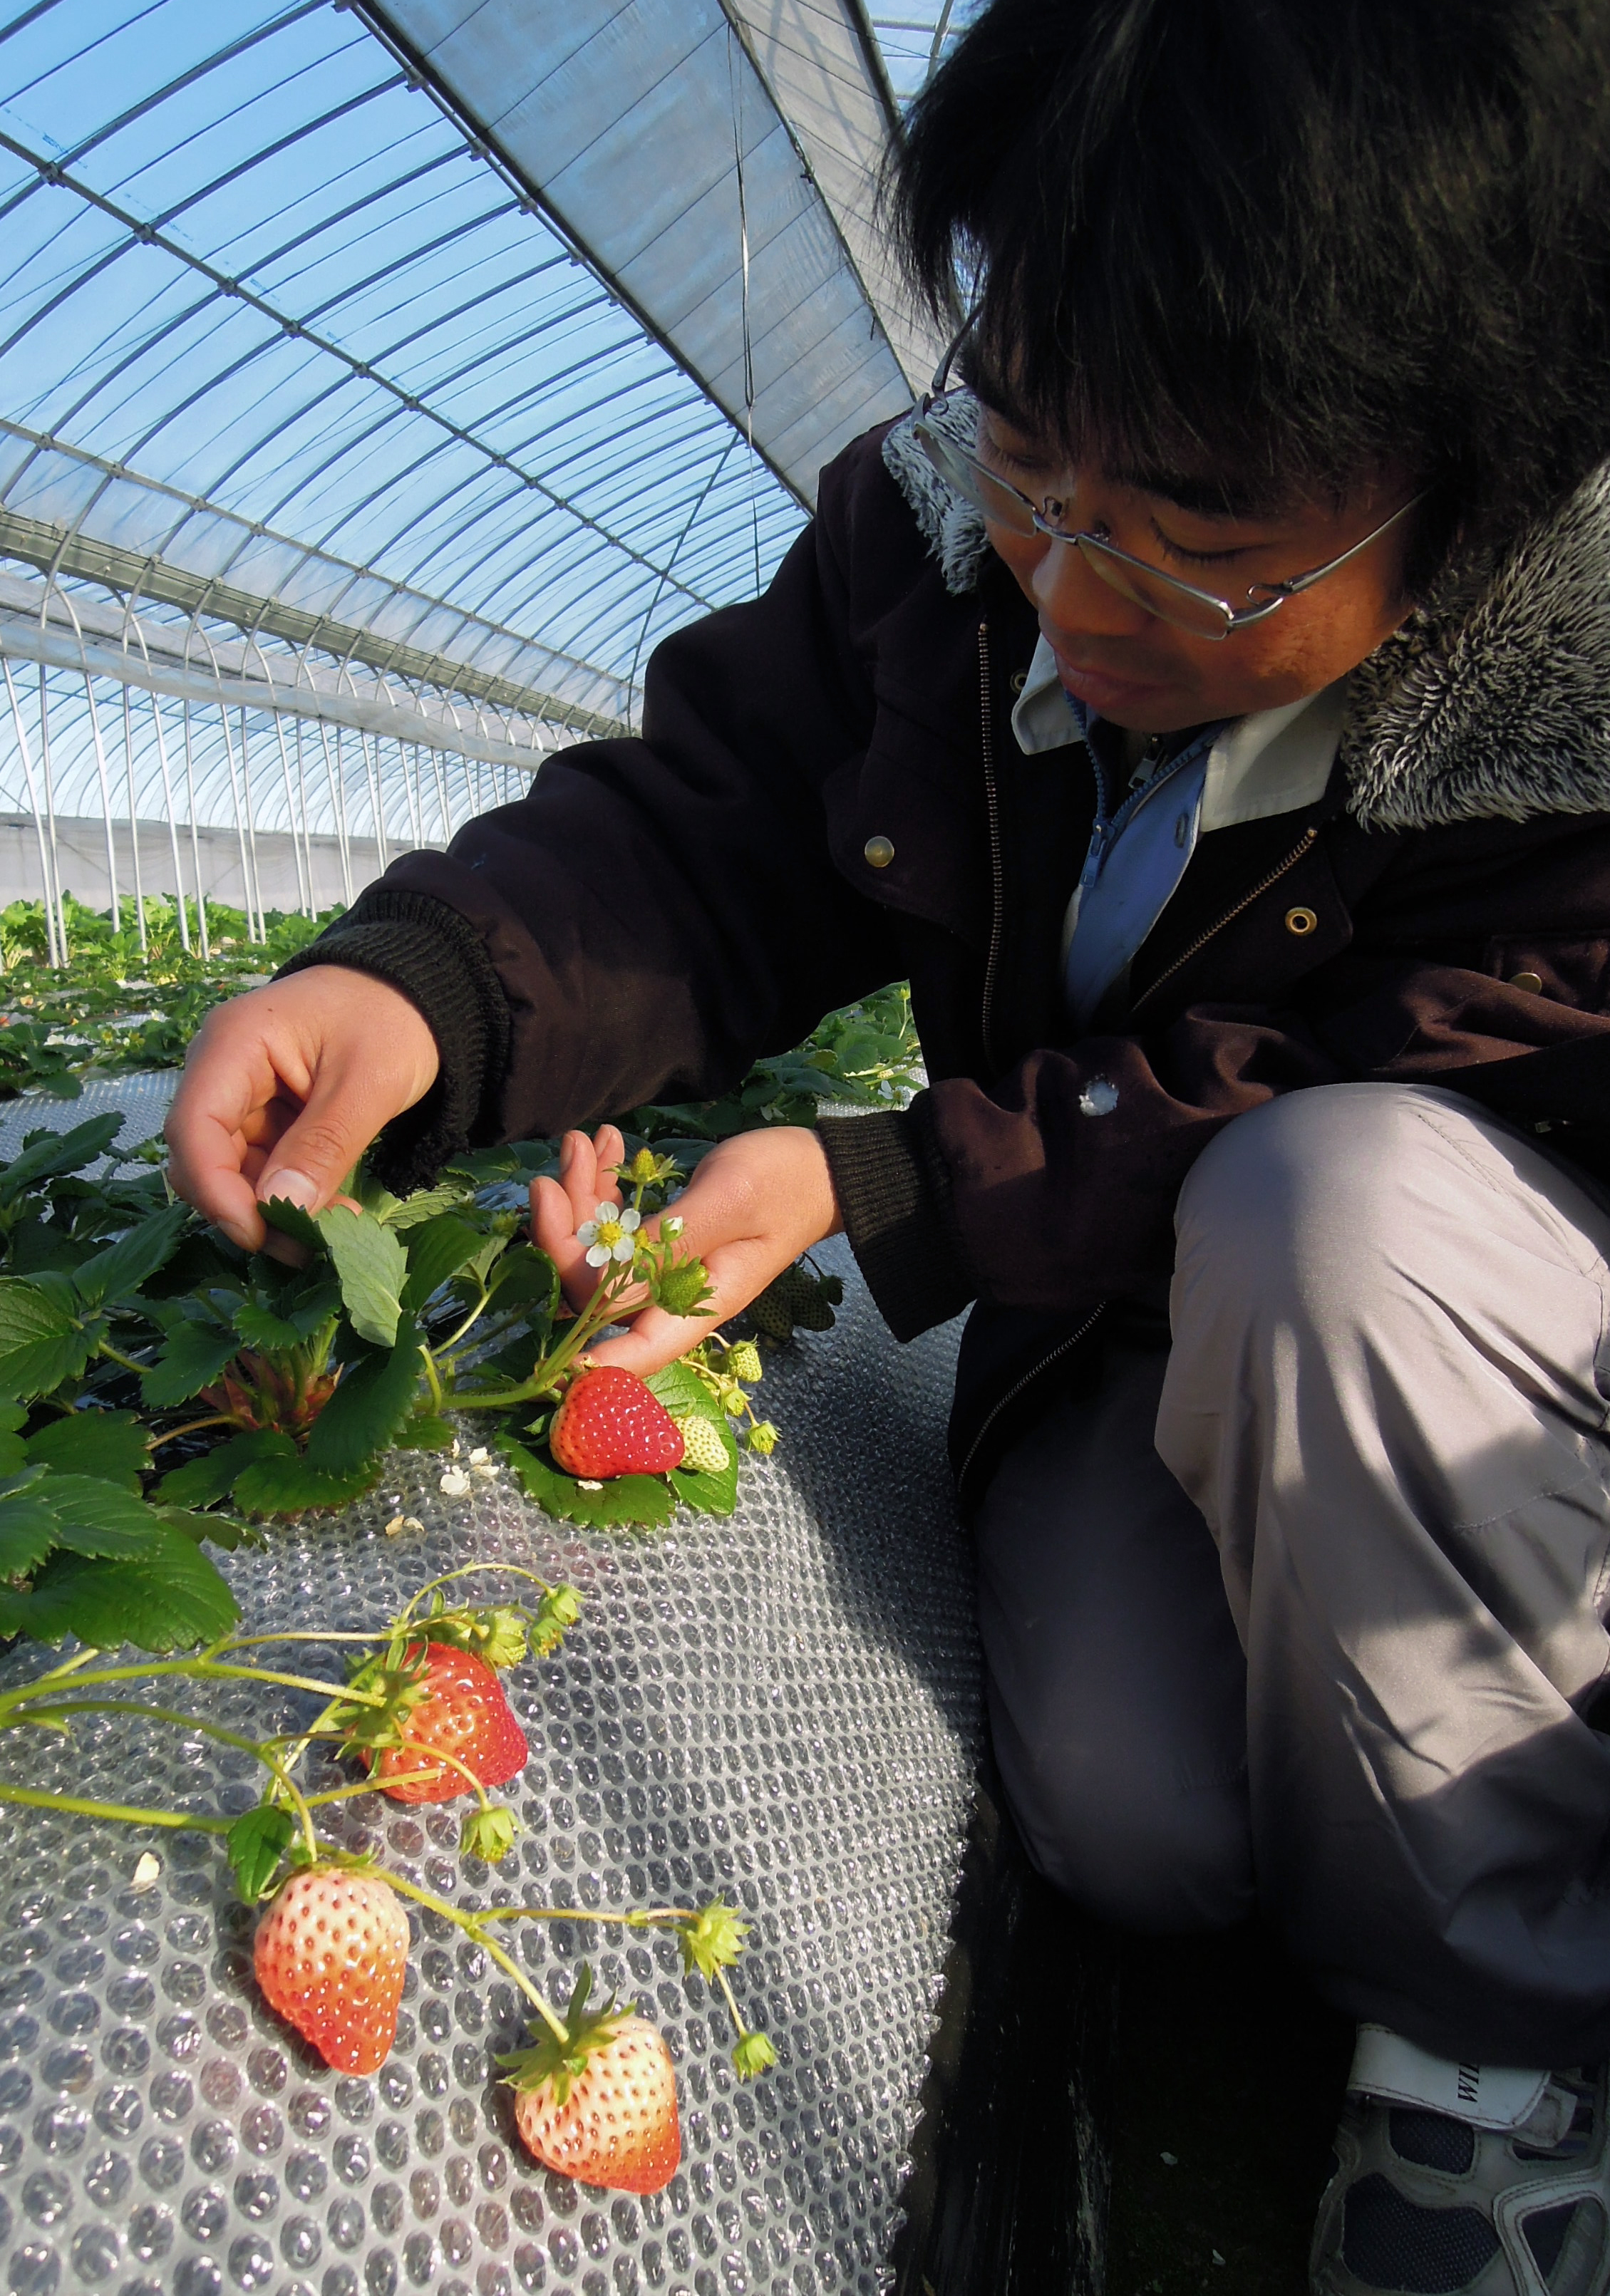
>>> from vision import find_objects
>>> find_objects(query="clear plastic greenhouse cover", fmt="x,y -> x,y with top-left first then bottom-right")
0,0 -> 967,931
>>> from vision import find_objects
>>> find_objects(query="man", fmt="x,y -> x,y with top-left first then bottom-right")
167,3 -> 1610,2285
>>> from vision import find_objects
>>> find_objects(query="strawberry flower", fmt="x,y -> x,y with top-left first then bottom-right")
577,1202 -> 641,1268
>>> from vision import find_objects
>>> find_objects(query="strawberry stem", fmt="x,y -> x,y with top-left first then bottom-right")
373,1868 -> 569,2042
0,1783 -> 232,1832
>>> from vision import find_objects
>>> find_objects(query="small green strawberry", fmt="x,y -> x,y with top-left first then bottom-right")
726,1340 -> 763,1384
745,1422 -> 779,1456
672,1414 -> 730,1476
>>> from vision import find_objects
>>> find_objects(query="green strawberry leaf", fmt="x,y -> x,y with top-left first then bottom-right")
484,1243 -> 561,1318
315,1204 -> 407,1348
258,1196 -> 324,1253
0,1397 -> 28,1477
401,1215 -> 486,1313
231,1301 -> 306,1353
73,1201 -> 190,1307
155,1428 -> 294,1509
6,1525 -> 239,1650
0,1114 -> 124,1203
24,1409 -> 148,1492
38,1472 -> 169,1558
232,1449 -> 382,1517
646,1361 -> 724,1424
227,1804 -> 296,1903
304,1320 -> 423,1474
492,1431 -> 675,1528
155,1505 -> 260,1551
0,1489 -> 60,1578
388,1180 -> 475,1231
395,1413 -> 455,1451
140,1318 -> 238,1407
0,1277 -> 102,1399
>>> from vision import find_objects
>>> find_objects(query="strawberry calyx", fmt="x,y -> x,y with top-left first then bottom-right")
496,1965 -> 626,2109
332,1648 -> 433,1757
677,1898 -> 750,1981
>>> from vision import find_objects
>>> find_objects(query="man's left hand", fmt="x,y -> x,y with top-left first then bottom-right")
530,1123 -> 843,1376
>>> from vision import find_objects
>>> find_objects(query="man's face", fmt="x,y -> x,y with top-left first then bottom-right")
977,406 -> 1417,732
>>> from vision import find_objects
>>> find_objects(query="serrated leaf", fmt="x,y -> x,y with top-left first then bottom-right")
646,1362 -> 723,1424
155,1428 -> 294,1509
669,1412 -> 740,1516
315,1205 -> 406,1348
156,1506 -> 260,1552
232,1450 -> 381,1517
11,1526 -> 239,1650
388,1181 -> 475,1231
484,1243 -> 561,1318
492,1431 -> 675,1528
25,1410 -> 148,1492
227,1804 -> 295,1903
0,1114 -> 124,1202
305,1319 -> 423,1474
140,1319 -> 238,1408
401,1215 -> 485,1313
73,1201 -> 190,1307
38,1472 -> 168,1558
0,1399 -> 26,1477
259,1196 -> 323,1252
0,1277 -> 100,1399
395,1414 -> 455,1451
232,1293 -> 334,1353
0,1490 -> 59,1577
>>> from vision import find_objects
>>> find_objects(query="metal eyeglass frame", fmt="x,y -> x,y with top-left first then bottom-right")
912,322 -> 1425,640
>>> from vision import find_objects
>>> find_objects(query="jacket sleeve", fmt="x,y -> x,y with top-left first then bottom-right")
819,958 -> 1610,1342
279,439 -> 909,1187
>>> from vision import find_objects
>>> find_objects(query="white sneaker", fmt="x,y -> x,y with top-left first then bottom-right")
1310,2028 -> 1609,2295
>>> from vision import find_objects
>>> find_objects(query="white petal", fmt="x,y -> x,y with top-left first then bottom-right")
577,1479 -> 604,1491
585,1242 -> 611,1268
592,1201 -> 616,1222
611,1237 -> 636,1261
438,1468 -> 471,1496
619,1207 -> 641,1232
577,1221 -> 599,1247
468,1447 -> 489,1463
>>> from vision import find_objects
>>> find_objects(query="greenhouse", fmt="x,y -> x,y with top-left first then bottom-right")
4,5 -> 1567,2296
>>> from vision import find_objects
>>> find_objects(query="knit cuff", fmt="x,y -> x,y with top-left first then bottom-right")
275,889 -> 512,1191
817,1100 -> 974,1340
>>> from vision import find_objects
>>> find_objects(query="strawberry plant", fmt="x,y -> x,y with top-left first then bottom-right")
0,1112 -> 796,1651
0,1563 -> 775,2191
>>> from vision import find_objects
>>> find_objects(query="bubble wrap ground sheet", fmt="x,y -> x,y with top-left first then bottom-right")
0,1174 -> 981,2296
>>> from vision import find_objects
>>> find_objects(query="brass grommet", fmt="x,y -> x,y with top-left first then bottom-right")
1284,905 -> 1319,936
1009,668 -> 1028,695
863,834 -> 895,869
1508,969 -> 1544,994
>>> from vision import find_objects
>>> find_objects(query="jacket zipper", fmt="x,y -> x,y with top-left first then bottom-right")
978,621 -> 1005,1070
1129,826 -> 1319,1019
956,1302 -> 1107,1501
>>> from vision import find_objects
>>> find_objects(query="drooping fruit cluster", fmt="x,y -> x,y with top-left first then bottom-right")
252,1866 -> 410,2075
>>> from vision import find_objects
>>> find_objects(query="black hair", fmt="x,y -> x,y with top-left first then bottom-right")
889,0 -> 1610,593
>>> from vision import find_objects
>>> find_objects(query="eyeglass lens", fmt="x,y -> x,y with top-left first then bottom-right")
919,427 -> 1234,638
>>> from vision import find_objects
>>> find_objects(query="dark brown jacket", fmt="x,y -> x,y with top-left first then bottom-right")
289,420 -> 1610,1505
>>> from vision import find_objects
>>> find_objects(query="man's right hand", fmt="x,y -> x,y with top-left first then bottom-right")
164,966 -> 440,1252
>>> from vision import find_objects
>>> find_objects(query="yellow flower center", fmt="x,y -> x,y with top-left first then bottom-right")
594,1219 -> 624,1251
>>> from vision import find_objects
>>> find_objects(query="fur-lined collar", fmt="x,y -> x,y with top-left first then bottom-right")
882,398 -> 1610,833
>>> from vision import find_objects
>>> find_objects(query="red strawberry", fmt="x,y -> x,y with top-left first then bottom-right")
500,1968 -> 680,2193
366,1640 -> 528,1806
253,1866 -> 409,2074
549,1365 -> 685,1479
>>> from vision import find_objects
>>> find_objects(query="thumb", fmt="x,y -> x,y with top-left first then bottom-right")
254,1070 -> 388,1216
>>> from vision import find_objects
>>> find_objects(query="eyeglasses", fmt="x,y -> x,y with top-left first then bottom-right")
912,325 -> 1424,641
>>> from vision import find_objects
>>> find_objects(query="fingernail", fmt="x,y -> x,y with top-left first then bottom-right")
259,1168 -> 318,1210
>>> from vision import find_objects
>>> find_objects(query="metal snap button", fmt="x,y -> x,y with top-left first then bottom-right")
863,835 -> 894,869
1009,668 -> 1028,694
1078,1077 -> 1119,1117
1508,970 -> 1544,993
1284,905 -> 1319,936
